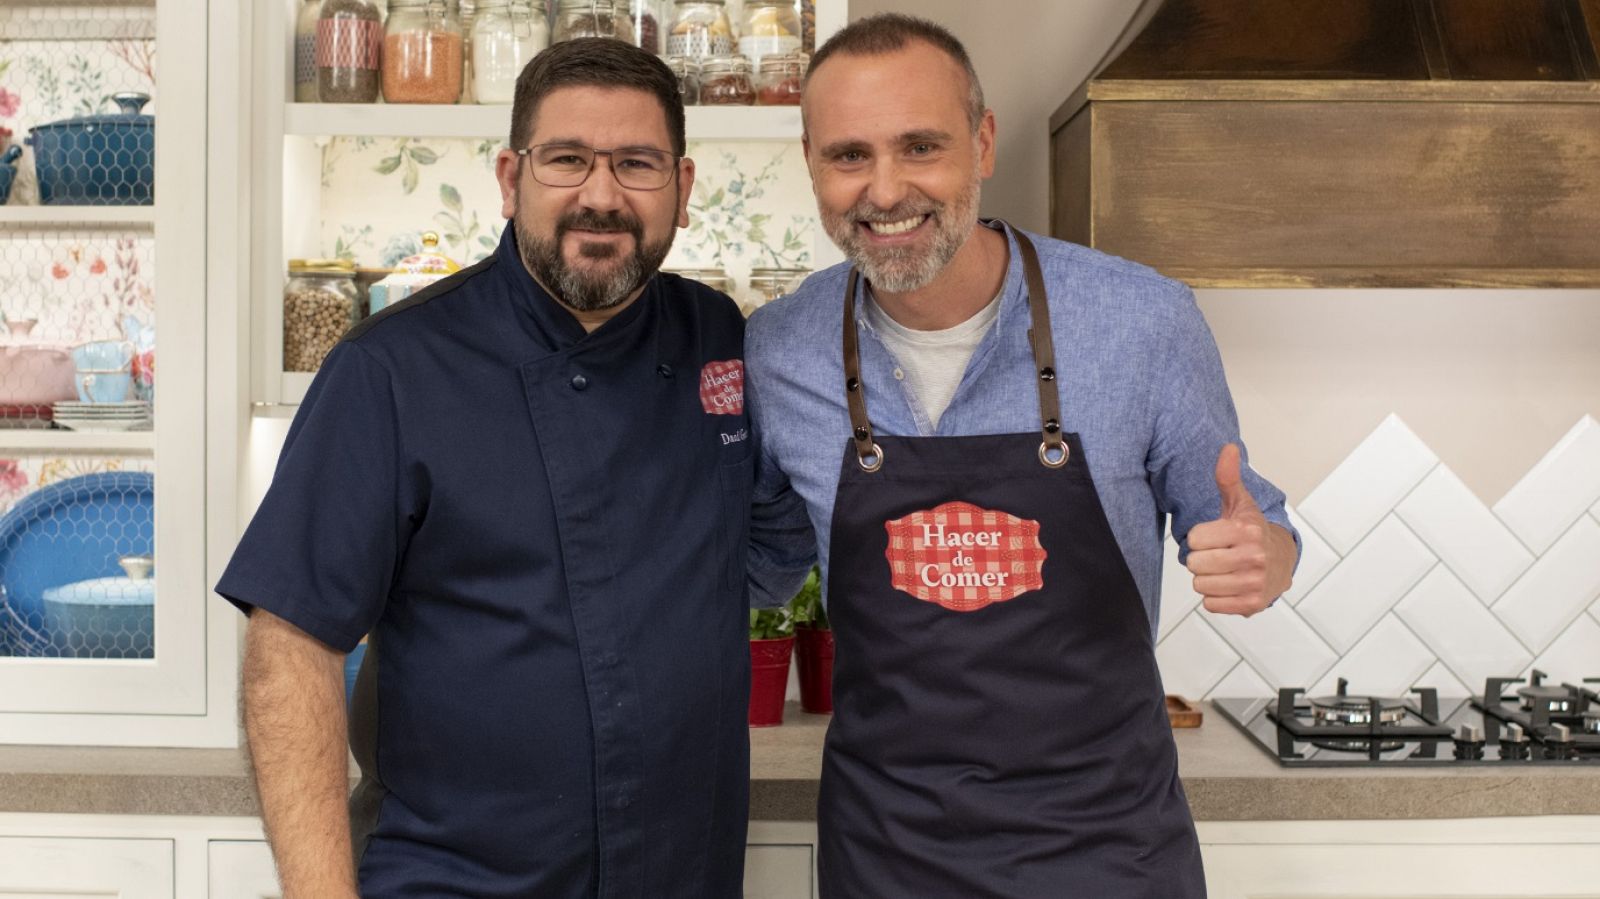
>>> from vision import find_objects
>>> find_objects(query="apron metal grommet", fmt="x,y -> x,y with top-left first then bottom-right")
857,443 -> 884,473
1038,440 -> 1069,468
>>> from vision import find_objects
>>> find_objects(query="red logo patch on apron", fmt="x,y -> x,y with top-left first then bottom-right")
884,501 -> 1047,612
700,359 -> 745,415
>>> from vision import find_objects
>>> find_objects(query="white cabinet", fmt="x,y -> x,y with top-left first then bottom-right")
1198,817 -> 1600,899
207,841 -> 281,899
0,836 -> 173,898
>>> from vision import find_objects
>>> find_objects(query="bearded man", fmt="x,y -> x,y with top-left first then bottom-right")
219,39 -> 759,898
745,14 -> 1300,898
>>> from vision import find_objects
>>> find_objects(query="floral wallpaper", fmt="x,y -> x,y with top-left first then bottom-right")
0,455 -> 153,519
317,137 -> 817,307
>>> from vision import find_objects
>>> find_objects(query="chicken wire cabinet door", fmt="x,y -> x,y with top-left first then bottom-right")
0,836 -> 173,898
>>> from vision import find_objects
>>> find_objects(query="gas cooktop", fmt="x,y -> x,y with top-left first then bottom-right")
1213,671 -> 1600,767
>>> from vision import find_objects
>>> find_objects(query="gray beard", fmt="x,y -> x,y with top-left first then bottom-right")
823,172 -> 981,294
514,201 -> 677,313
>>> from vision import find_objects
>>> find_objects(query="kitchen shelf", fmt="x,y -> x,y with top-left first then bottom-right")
0,207 -> 156,227
286,103 -> 803,142
0,429 -> 154,453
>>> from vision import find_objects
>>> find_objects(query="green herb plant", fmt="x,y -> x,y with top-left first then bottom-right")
790,566 -> 828,630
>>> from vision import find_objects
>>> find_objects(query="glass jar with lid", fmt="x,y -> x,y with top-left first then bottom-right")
294,0 -> 322,101
748,266 -> 810,307
316,0 -> 383,104
755,51 -> 806,106
283,259 -> 360,372
666,0 -> 734,59
383,0 -> 465,104
472,1 -> 549,103
624,0 -> 660,52
664,55 -> 701,106
739,0 -> 801,70
553,0 -> 625,42
698,54 -> 754,106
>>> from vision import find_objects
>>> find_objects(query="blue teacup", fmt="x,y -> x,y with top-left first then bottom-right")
76,369 -> 132,403
72,340 -> 134,371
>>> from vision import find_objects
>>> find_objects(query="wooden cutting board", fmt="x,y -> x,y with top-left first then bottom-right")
1166,695 -> 1203,728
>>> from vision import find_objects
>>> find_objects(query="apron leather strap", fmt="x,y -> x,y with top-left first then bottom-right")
840,223 -> 1066,472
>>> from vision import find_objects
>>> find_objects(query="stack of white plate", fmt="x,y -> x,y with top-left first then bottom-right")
51,401 -> 153,432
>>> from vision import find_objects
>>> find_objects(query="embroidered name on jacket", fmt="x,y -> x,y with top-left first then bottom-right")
700,360 -> 744,415
884,501 -> 1047,611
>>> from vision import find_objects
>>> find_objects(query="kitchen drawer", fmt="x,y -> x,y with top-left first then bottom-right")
0,835 -> 173,897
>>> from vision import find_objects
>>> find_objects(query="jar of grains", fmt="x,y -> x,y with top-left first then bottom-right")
472,0 -> 548,103
698,54 -> 754,106
294,0 -> 322,101
666,0 -> 733,59
316,0 -> 382,103
624,0 -> 660,53
663,55 -> 701,106
553,0 -> 625,42
384,0 -> 465,104
283,259 -> 361,372
739,0 -> 801,71
755,51 -> 805,105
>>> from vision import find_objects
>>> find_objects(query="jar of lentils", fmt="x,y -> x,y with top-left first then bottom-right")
284,259 -> 361,372
384,0 -> 465,104
698,54 -> 754,106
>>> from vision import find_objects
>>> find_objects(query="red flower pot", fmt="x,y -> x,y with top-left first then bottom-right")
748,636 -> 795,727
794,624 -> 834,714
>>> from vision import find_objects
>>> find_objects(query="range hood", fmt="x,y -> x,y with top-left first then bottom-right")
1050,0 -> 1600,288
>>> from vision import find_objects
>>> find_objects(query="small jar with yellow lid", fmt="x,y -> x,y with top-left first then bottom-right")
284,258 -> 360,372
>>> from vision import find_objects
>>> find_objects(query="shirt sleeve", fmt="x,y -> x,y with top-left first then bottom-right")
1146,284 -> 1300,569
744,354 -> 818,610
214,341 -> 411,652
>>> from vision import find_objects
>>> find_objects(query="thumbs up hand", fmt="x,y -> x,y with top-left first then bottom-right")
1184,444 -> 1295,617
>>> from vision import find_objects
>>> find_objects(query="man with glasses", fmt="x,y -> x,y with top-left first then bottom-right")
219,39 -> 771,898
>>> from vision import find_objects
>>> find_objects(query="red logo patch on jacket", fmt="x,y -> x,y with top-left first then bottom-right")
700,360 -> 744,415
884,501 -> 1046,612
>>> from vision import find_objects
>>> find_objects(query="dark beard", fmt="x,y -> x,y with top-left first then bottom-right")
515,203 -> 677,313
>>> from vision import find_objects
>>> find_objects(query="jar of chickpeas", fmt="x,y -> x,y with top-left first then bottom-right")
283,259 -> 361,372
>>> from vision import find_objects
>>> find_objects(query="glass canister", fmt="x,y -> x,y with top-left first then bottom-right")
755,51 -> 806,106
472,1 -> 549,103
316,0 -> 383,103
664,55 -> 701,106
748,266 -> 810,306
666,0 -> 733,59
384,0 -> 466,104
698,54 -> 754,106
625,0 -> 661,53
553,0 -> 625,42
739,0 -> 801,71
294,0 -> 322,101
283,259 -> 360,372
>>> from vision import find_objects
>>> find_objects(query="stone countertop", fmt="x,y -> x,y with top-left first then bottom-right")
4,702 -> 1599,821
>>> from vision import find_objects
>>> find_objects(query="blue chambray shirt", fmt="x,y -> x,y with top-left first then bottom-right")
744,221 -> 1298,636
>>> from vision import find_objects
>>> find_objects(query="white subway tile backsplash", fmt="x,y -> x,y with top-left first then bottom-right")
1309,617 -> 1436,699
1297,415 -> 1438,554
1155,415 -> 1600,700
1206,603 -> 1339,688
1282,505 -> 1339,606
1491,517 -> 1600,653
1209,662 -> 1274,699
1153,614 -> 1239,699
1297,517 -> 1438,653
1492,416 -> 1600,555
1416,661 -> 1473,698
1395,466 -> 1534,603
1395,566 -> 1533,690
1528,615 -> 1600,682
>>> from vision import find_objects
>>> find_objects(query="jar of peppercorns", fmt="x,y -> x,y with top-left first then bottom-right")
283,259 -> 360,372
698,54 -> 754,106
755,51 -> 805,106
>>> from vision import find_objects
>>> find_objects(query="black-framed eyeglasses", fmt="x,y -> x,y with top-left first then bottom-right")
516,142 -> 680,191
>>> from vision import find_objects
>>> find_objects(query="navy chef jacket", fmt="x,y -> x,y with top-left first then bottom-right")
216,225 -> 754,898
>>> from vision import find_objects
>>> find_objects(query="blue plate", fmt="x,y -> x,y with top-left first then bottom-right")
0,471 -> 154,657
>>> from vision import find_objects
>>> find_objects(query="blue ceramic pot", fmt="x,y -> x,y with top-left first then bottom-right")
25,92 -> 154,206
0,146 -> 22,205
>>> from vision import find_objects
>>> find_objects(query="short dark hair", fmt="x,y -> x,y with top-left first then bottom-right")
803,14 -> 985,131
510,38 -> 687,156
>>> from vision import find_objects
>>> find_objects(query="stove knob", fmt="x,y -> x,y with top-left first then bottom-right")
1452,724 -> 1485,761
1545,722 -> 1575,760
1498,722 -> 1531,761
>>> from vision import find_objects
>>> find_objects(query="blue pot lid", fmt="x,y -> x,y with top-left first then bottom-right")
42,576 -> 155,606
29,93 -> 153,132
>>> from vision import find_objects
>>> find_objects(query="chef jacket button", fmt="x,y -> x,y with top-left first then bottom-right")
570,375 -> 588,391
657,364 -> 673,378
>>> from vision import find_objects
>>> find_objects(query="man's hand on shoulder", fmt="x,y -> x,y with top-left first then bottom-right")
1184,444 -> 1295,617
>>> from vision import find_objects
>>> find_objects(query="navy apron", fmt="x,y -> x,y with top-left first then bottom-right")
817,229 -> 1205,898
